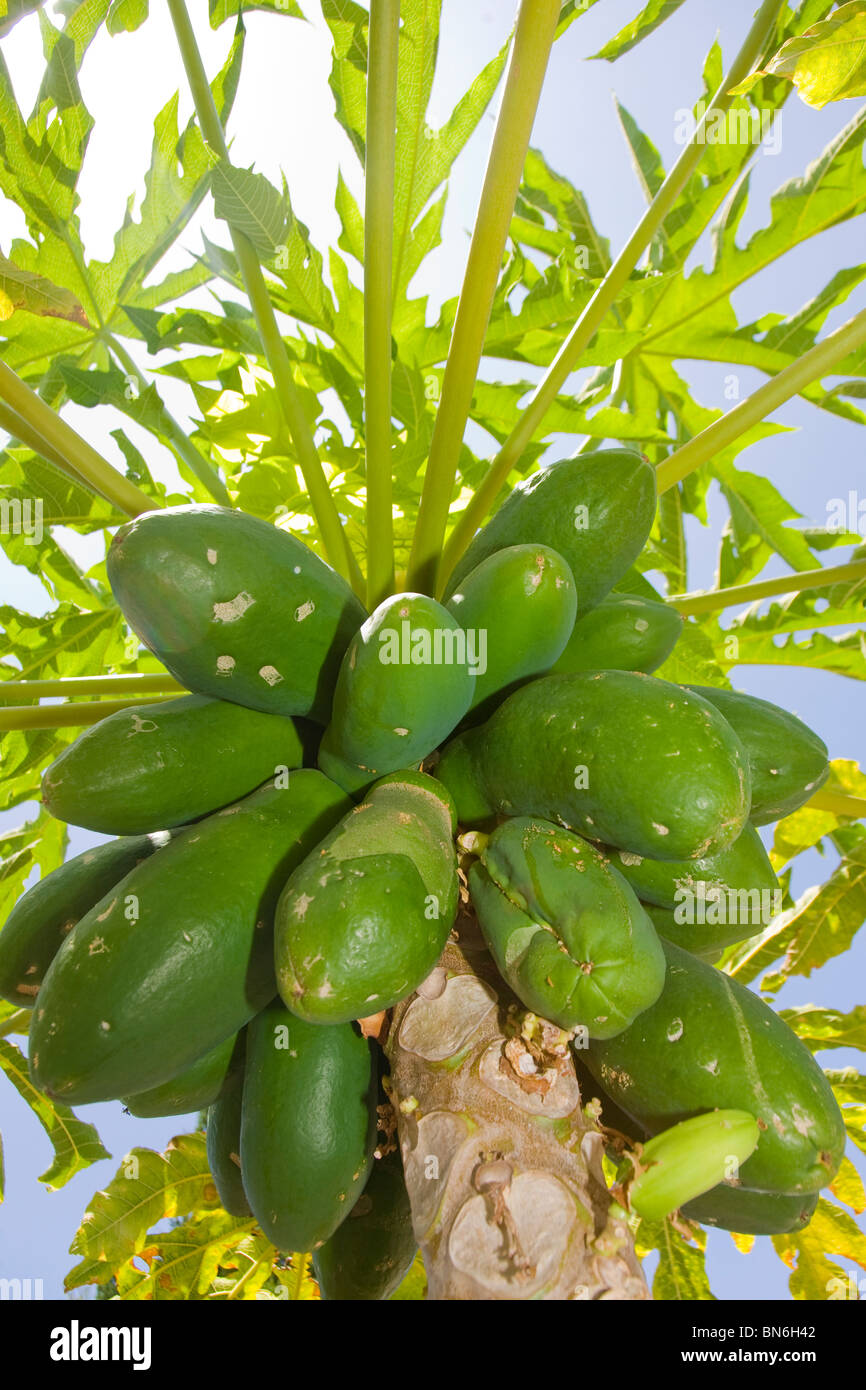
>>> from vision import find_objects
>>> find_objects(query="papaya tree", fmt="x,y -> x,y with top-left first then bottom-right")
1,0 -> 865,1304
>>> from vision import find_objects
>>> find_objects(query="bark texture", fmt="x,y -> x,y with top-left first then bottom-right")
385,896 -> 650,1302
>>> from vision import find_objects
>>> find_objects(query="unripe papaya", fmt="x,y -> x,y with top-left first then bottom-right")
207,1038 -> 250,1217
123,1030 -> 243,1118
611,824 -> 779,952
445,545 -> 576,721
275,772 -> 458,1024
29,771 -> 351,1104
436,672 -> 751,860
643,905 -> 726,963
443,449 -> 657,613
468,818 -> 665,1037
686,687 -> 828,825
627,1110 -> 760,1222
106,505 -> 366,723
0,832 -> 169,1006
681,1184 -> 818,1235
41,694 -> 311,834
313,1147 -> 417,1300
241,1000 -> 376,1251
317,594 -> 474,794
584,940 -> 845,1194
550,595 -> 683,676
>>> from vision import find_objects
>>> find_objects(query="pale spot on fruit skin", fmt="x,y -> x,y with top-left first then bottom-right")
259,665 -> 283,686
213,591 -> 255,623
96,898 -> 117,923
652,823 -> 670,836
295,600 -> 315,622
216,655 -> 235,674
207,549 -> 218,565
666,1018 -> 684,1042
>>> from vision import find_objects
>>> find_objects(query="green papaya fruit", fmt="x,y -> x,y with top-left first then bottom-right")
317,593 -> 474,794
313,1147 -> 417,1300
436,671 -> 751,860
207,1036 -> 250,1217
241,1000 -> 376,1251
685,687 -> 829,825
468,817 -> 665,1037
610,824 -> 780,952
681,1184 -> 819,1235
627,1110 -> 760,1222
550,595 -> 683,676
643,905 -> 726,963
29,771 -> 351,1104
584,940 -> 845,1194
275,772 -> 458,1023
443,449 -> 657,613
107,505 -> 366,723
445,544 -> 577,721
41,694 -> 311,834
0,831 -> 169,1006
123,1030 -> 243,1118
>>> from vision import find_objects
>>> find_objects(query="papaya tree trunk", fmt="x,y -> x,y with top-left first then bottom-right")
385,898 -> 650,1302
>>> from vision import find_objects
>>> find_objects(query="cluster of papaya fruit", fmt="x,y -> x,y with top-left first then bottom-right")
0,447 -> 845,1296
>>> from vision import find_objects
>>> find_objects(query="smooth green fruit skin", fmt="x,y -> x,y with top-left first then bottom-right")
644,905 -> 726,962
107,505 -> 366,723
445,544 -> 577,721
29,771 -> 352,1104
313,1148 -> 416,1300
611,824 -> 779,952
276,773 -> 458,1024
207,1037 -> 250,1217
41,694 -> 310,835
681,1184 -> 818,1235
584,940 -> 845,1194
628,1110 -> 760,1222
469,817 -> 665,1037
436,672 -> 751,861
0,832 -> 169,1007
550,595 -> 683,676
686,687 -> 829,825
241,1000 -> 376,1251
124,1031 -> 243,1119
318,593 -> 474,795
443,449 -> 657,613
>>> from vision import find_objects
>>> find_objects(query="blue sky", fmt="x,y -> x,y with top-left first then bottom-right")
0,0 -> 864,1300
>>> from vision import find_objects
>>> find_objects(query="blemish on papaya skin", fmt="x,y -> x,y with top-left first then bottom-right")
213,591 -> 255,623
17,982 -> 39,998
207,549 -> 218,564
88,937 -> 107,956
259,665 -> 284,686
216,654 -> 235,674
295,600 -> 315,622
96,898 -> 118,922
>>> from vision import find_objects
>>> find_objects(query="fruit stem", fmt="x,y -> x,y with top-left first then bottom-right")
166,0 -> 363,597
0,361 -> 155,517
668,559 -> 866,616
104,333 -> 233,508
807,789 -> 866,820
437,0 -> 786,594
406,0 -> 562,595
0,1010 -> 29,1038
656,306 -> 866,494
364,0 -> 400,610
0,697 -> 171,731
0,674 -> 184,700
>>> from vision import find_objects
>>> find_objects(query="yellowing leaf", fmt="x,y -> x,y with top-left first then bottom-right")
745,3 -> 866,109
773,1198 -> 866,1300
0,254 -> 88,326
0,1039 -> 109,1189
830,1155 -> 866,1214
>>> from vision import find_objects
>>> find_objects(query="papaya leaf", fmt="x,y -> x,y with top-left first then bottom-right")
830,1155 -> 866,1214
637,1216 -> 714,1300
781,1004 -> 866,1053
0,810 -> 67,929
209,0 -> 304,24
270,1253 -> 319,1301
0,1038 -> 109,1189
826,1067 -> 866,1156
211,163 -> 290,262
106,0 -> 148,35
112,1213 -> 265,1300
69,1132 -> 222,1270
734,3 -> 866,109
389,1249 -> 427,1301
758,833 -> 866,989
0,253 -> 88,326
772,1197 -> 866,1300
592,0 -> 687,63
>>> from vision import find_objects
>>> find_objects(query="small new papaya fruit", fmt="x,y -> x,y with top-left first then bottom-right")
313,1147 -> 417,1300
610,824 -> 779,952
0,831 -> 169,1006
627,1110 -> 760,1222
468,817 -> 665,1037
241,1000 -> 376,1251
41,694 -> 311,834
443,449 -> 657,613
275,772 -> 458,1023
436,671 -> 751,860
106,505 -> 366,723
685,686 -> 829,825
29,771 -> 351,1105
584,940 -> 845,1195
207,1037 -> 250,1217
550,595 -> 683,675
317,594 -> 474,794
681,1184 -> 819,1235
445,544 -> 576,721
123,1030 -> 243,1118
